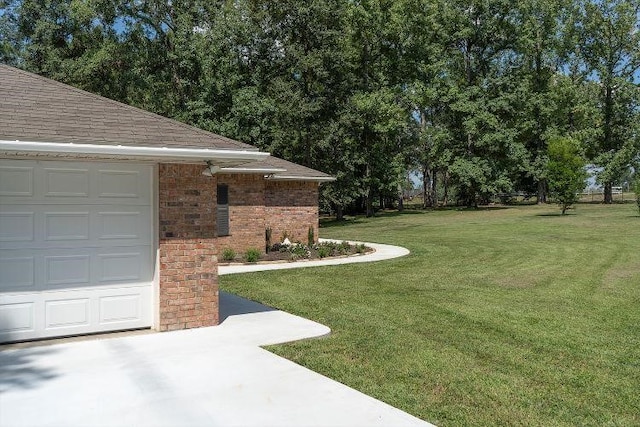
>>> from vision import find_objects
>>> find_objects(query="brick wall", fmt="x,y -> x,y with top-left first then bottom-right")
265,181 -> 319,245
158,164 -> 218,331
215,174 -> 266,255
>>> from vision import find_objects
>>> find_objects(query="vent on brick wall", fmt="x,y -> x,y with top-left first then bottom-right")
217,184 -> 229,236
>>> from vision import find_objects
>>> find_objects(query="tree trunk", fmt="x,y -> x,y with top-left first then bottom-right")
537,179 -> 547,204
421,163 -> 439,208
432,172 -> 438,207
604,182 -> 613,204
398,183 -> 404,212
366,195 -> 374,217
422,166 -> 430,209
336,205 -> 344,221
443,171 -> 449,207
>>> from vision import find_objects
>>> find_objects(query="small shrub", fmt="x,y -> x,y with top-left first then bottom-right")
355,243 -> 366,254
221,248 -> 236,262
307,226 -> 315,246
317,241 -> 338,257
318,246 -> 331,258
245,248 -> 261,263
338,241 -> 351,255
288,243 -> 311,260
271,242 -> 282,252
265,227 -> 272,253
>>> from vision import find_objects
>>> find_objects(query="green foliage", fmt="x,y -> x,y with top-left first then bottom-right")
577,0 -> 640,203
3,0 -> 639,213
317,245 -> 331,258
221,248 -> 236,262
307,226 -> 314,247
244,248 -> 261,263
546,136 -> 587,214
265,227 -> 272,253
288,243 -> 311,261
633,178 -> 640,215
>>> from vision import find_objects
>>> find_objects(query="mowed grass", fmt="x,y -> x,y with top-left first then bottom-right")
220,204 -> 640,426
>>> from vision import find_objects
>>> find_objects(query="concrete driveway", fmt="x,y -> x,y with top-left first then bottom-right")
1,291 -> 433,427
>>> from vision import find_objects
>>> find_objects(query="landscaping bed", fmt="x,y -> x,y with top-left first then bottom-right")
220,240 -> 373,264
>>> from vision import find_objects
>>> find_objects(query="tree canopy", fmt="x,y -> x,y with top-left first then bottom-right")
1,0 -> 638,214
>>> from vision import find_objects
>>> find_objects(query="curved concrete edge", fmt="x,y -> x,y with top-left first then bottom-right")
219,239 -> 410,275
218,291 -> 332,347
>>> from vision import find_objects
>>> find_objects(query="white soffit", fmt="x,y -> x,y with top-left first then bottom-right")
269,175 -> 336,182
0,140 -> 269,165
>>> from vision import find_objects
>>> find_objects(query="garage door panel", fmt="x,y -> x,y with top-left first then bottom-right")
2,247 -> 152,292
0,160 -> 153,343
0,300 -> 36,335
98,169 -> 144,198
45,298 -> 90,329
44,168 -> 90,197
0,165 -> 34,196
0,212 -> 35,242
98,252 -> 144,283
45,212 -> 90,241
1,206 -> 151,249
97,209 -> 150,241
0,160 -> 151,205
100,293 -> 144,324
0,256 -> 36,291
45,255 -> 91,287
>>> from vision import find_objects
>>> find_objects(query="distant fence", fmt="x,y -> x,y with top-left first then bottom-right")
578,190 -> 634,203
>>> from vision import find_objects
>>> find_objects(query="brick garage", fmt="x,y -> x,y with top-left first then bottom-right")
0,64 -> 333,342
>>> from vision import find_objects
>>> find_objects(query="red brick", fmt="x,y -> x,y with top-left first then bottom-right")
159,164 -> 219,331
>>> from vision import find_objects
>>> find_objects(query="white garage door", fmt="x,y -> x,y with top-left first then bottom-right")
0,160 -> 154,343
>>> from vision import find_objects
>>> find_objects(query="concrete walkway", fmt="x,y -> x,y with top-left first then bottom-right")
220,239 -> 410,275
1,241 -> 431,427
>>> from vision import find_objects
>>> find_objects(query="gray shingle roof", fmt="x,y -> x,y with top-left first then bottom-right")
0,64 -> 254,150
0,64 -> 334,180
249,156 -> 334,180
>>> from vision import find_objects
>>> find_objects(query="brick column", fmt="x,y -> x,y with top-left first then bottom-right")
158,164 -> 218,331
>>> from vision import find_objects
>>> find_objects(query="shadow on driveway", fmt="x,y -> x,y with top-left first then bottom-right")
219,291 -> 276,323
0,346 -> 58,392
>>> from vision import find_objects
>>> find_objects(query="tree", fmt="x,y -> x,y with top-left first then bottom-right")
511,0 -> 568,204
546,136 -> 588,214
633,175 -> 640,215
577,0 -> 640,203
437,0 -> 523,207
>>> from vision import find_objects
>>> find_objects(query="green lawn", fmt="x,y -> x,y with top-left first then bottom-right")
220,204 -> 640,426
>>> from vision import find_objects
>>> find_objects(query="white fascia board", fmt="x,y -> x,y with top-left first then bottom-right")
219,167 -> 288,174
269,175 -> 336,182
0,140 -> 269,163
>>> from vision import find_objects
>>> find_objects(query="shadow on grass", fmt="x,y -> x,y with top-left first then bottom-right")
535,212 -> 577,217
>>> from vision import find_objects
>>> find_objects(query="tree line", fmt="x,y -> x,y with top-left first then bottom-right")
1,0 -> 639,217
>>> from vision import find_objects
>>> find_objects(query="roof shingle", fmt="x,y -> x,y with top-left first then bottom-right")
0,65 -> 333,180
0,64 -> 253,150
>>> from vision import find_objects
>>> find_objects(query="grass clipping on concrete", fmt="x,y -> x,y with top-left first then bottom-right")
220,204 -> 640,426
